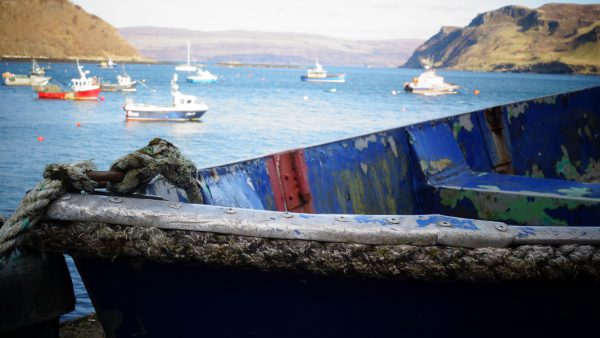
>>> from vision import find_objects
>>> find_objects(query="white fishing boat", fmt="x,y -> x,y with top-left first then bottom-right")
301,60 -> 345,83
30,59 -> 45,76
403,58 -> 459,95
2,60 -> 51,86
101,64 -> 137,92
3,72 -> 50,86
186,68 -> 218,83
123,74 -> 208,121
99,56 -> 116,69
175,41 -> 197,72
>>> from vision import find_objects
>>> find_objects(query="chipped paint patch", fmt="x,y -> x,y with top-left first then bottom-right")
437,188 -> 596,226
354,135 -> 377,151
582,160 -> 600,183
557,187 -> 592,197
360,162 -> 368,175
428,158 -> 453,175
210,169 -> 220,183
416,215 -> 479,230
530,164 -> 545,178
555,145 -> 580,180
246,177 -> 256,191
516,227 -> 536,238
507,102 -> 528,123
585,125 -> 593,140
387,136 -> 399,158
458,114 -> 474,132
477,185 -> 501,191
419,159 -> 429,172
452,115 -> 474,138
534,95 -> 557,105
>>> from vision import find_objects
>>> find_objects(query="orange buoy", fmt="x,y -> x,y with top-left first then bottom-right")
100,96 -> 105,101
37,136 -> 44,142
76,122 -> 81,127
473,89 -> 480,95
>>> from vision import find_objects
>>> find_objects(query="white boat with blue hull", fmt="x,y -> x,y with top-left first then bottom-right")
186,68 -> 218,83
123,74 -> 208,121
301,61 -> 345,83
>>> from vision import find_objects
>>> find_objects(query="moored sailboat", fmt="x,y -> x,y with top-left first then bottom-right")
175,41 -> 197,72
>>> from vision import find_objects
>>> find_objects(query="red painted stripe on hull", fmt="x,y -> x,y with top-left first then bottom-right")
38,88 -> 100,100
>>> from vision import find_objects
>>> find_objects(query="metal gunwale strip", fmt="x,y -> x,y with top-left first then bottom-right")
44,194 -> 600,248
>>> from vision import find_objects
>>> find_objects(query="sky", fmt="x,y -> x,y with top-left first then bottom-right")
71,0 -> 599,40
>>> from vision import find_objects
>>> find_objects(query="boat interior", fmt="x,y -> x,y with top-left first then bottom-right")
149,86 -> 600,228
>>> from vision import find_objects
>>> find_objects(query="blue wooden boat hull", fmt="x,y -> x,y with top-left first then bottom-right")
63,86 -> 600,337
125,110 -> 207,121
74,256 -> 598,338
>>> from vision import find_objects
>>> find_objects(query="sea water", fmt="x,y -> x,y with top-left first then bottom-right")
1,61 -> 599,319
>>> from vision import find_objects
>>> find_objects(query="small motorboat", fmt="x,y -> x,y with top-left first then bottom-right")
3,72 -> 50,86
2,60 -> 51,86
123,74 -> 208,121
175,41 -> 198,72
404,58 -> 459,95
301,60 -> 345,83
98,56 -> 116,69
101,64 -> 137,92
36,60 -> 100,100
186,68 -> 218,83
30,59 -> 46,76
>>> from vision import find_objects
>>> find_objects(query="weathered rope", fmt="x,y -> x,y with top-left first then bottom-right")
0,161 -> 97,266
26,222 -> 600,282
107,138 -> 202,203
0,138 -> 201,268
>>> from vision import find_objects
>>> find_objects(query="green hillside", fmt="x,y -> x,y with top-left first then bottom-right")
0,0 -> 148,62
403,4 -> 600,74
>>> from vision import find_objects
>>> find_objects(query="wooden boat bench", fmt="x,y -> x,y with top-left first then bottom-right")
408,118 -> 600,227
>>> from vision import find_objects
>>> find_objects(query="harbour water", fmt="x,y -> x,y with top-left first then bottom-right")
1,61 -> 599,319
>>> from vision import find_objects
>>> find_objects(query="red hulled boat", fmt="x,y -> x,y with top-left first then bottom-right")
37,60 -> 100,100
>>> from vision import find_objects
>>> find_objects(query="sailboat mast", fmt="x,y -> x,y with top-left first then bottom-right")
187,41 -> 191,67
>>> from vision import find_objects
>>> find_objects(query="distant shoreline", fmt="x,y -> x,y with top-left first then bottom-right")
0,56 -> 157,64
0,57 -> 307,69
216,62 -> 303,69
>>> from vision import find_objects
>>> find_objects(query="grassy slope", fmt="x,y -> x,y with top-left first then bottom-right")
0,0 -> 146,61
404,4 -> 600,74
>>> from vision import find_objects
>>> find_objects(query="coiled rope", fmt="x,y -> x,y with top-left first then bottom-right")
0,138 -> 201,268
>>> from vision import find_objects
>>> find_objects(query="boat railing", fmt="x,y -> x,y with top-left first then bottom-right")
33,84 -> 61,93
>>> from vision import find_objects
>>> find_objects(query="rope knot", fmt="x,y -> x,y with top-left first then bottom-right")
0,139 -> 202,267
43,161 -> 98,193
108,138 -> 203,203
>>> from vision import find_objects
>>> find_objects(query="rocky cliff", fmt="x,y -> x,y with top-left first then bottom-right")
0,0 -> 148,62
403,4 -> 600,74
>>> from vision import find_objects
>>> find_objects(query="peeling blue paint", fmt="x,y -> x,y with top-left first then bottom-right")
149,86 -> 600,228
416,215 -> 479,230
516,227 -> 537,238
